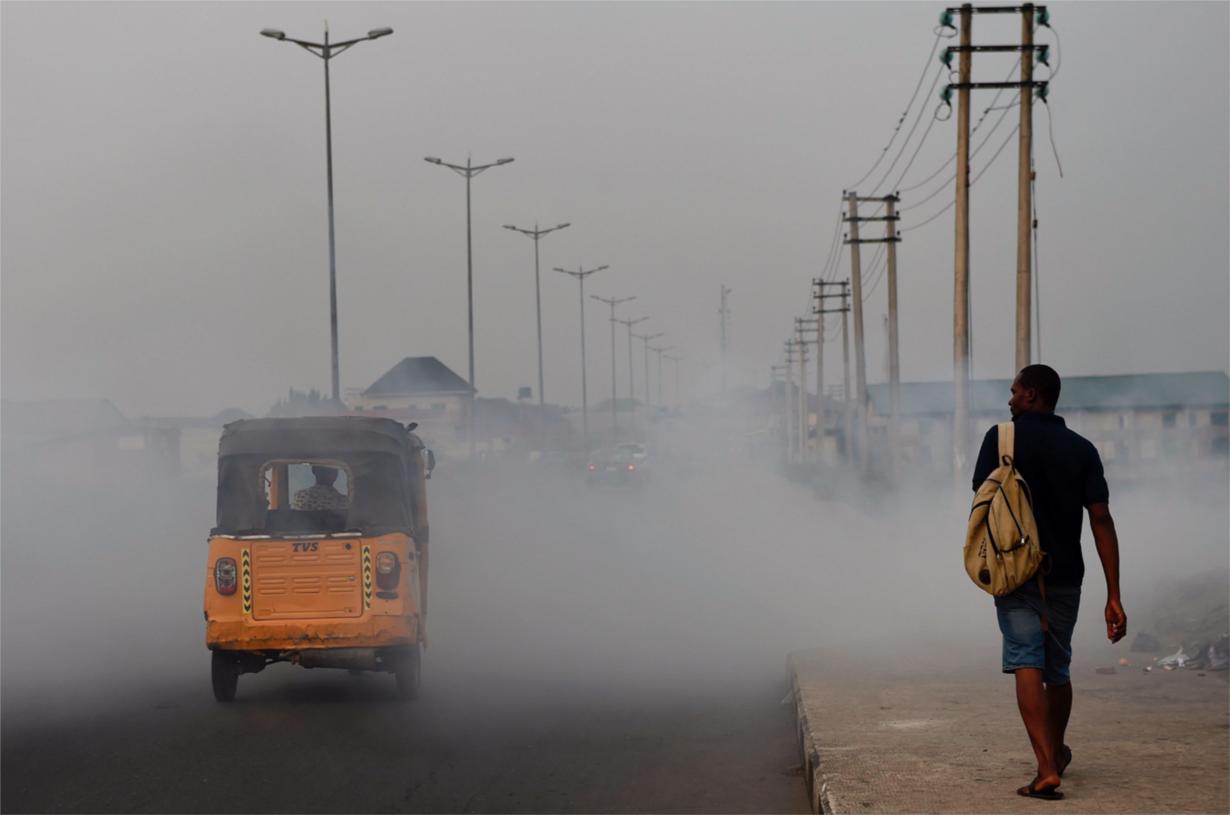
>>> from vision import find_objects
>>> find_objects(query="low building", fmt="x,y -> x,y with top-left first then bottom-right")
1,398 -> 181,480
349,357 -> 474,454
866,371 -> 1230,478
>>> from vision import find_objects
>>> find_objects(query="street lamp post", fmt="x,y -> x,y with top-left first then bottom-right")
591,294 -> 636,440
260,24 -> 394,404
554,264 -> 608,451
503,222 -> 570,419
664,354 -> 682,407
649,345 -> 673,406
615,315 -> 648,433
425,155 -> 514,457
633,331 -> 664,407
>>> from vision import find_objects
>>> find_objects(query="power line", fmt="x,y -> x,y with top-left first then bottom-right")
900,93 -> 1018,212
900,123 -> 1020,233
845,29 -> 946,191
898,58 -> 1021,196
870,65 -> 946,195
819,208 -> 844,281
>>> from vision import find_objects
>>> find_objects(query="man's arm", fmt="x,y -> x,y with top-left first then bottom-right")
971,427 -> 998,491
1087,502 -> 1126,643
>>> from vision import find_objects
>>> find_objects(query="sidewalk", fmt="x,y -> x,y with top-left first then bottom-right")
790,643 -> 1229,814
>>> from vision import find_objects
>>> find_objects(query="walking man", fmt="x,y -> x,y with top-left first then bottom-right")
972,364 -> 1127,800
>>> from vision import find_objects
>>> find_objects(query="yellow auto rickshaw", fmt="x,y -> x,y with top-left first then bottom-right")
203,416 -> 433,701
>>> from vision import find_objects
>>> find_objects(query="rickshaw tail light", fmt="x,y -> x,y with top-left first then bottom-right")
214,557 -> 238,595
376,552 -> 400,589
627,463 -> 636,472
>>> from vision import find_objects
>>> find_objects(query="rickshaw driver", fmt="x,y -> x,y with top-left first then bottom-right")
291,465 -> 349,512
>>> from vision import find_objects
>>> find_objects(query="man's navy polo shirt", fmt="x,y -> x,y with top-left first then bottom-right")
972,412 -> 1109,588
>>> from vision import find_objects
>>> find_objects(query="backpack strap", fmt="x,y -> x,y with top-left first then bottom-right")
997,421 -> 1015,466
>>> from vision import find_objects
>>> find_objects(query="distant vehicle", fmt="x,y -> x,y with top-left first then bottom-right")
203,417 -> 435,702
586,442 -> 651,485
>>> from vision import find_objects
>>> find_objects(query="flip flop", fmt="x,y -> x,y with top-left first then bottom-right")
1058,744 -> 1072,777
1017,781 -> 1064,801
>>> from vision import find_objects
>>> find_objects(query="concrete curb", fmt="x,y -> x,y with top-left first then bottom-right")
789,655 -> 836,815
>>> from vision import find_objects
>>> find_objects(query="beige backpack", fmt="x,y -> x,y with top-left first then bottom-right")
965,422 -> 1045,597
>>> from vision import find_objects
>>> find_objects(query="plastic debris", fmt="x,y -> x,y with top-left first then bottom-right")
1157,647 -> 1191,668
1118,657 -> 1130,667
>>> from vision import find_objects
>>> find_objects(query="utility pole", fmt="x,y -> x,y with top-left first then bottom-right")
616,316 -> 648,431
634,331 -> 664,408
796,317 -> 818,460
843,192 -> 876,473
503,222 -> 571,417
845,193 -> 902,476
719,285 -> 732,395
814,280 -> 851,462
592,294 -> 636,440
767,366 -> 787,454
954,6 -> 973,477
940,3 -> 1052,473
554,264 -> 608,451
783,339 -> 798,461
1016,4 -> 1035,370
839,281 -> 853,462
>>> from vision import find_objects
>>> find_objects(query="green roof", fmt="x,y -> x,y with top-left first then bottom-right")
868,371 -> 1229,417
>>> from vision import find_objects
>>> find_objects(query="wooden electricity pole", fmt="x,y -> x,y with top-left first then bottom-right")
770,364 -> 789,455
1015,4 -> 1035,370
845,194 -> 902,476
815,280 -> 851,464
954,3 -> 973,477
783,339 -> 798,460
941,3 -> 1052,474
797,317 -> 819,460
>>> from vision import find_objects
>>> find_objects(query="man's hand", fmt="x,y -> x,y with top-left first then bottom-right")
1105,597 -> 1127,643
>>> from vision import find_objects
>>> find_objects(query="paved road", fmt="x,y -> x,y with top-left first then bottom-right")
2,454 -> 813,813
2,672 -> 806,813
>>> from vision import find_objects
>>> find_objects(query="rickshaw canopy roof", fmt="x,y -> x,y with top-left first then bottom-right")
218,416 -> 420,460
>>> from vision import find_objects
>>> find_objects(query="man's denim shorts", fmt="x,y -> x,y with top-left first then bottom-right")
995,580 -> 1081,685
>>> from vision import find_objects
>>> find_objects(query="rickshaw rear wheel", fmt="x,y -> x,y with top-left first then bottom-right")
211,650 -> 239,702
392,645 -> 421,700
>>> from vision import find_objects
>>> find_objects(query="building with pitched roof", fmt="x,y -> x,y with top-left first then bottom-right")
347,357 -> 475,454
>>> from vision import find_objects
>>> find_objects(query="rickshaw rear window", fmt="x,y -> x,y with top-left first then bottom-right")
261,460 -> 353,533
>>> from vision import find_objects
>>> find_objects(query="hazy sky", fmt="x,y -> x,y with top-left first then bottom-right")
3,1 -> 1227,418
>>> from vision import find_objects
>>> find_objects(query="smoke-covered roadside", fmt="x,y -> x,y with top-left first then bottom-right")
2,410 -> 1224,724
1,446 -> 215,714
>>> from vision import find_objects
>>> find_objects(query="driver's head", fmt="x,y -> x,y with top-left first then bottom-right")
311,465 -> 339,486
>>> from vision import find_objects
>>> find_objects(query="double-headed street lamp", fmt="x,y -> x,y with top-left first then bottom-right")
425,155 -> 514,456
591,295 -> 636,438
503,222 -> 570,413
554,264 -> 608,450
633,331 -> 664,407
649,344 -> 673,407
614,315 -> 648,417
261,24 -> 394,404
664,354 -> 682,407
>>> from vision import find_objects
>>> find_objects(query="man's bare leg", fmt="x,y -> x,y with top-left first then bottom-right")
1046,681 -> 1073,773
1014,668 -> 1061,790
